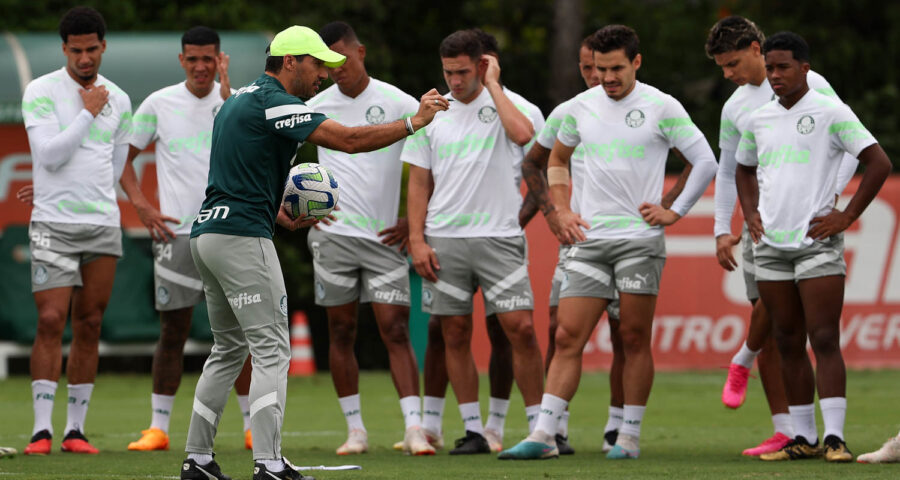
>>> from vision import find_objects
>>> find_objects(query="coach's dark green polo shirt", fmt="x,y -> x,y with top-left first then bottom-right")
191,73 -> 327,239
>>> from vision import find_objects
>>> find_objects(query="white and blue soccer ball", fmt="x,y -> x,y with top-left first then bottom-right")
282,162 -> 339,220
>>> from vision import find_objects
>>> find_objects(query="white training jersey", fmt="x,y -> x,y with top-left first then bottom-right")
23,67 -> 131,227
125,81 -> 226,234
401,87 -> 524,238
538,99 -> 587,214
504,87 -> 545,189
735,89 -> 877,250
714,71 -> 858,236
307,78 -> 418,241
558,81 -> 710,239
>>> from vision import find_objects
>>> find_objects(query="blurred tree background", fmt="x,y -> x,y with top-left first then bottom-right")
3,0 -> 896,368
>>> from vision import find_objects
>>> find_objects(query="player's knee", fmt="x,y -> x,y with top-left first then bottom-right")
380,320 -> 410,346
35,309 -> 67,339
442,324 -> 471,351
328,320 -> 356,347
159,316 -> 191,347
618,326 -> 650,353
553,324 -> 582,353
504,319 -> 537,349
808,328 -> 840,355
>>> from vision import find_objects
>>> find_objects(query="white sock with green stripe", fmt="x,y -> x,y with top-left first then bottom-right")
400,396 -> 422,429
338,394 -> 365,432
237,394 -> 251,431
150,393 -> 175,433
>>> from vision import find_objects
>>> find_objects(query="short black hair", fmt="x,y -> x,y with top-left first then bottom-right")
705,16 -> 765,58
59,6 -> 106,43
319,21 -> 358,47
439,29 -> 483,60
182,26 -> 220,51
265,54 -> 284,74
763,31 -> 810,62
471,28 -> 499,56
588,25 -> 639,61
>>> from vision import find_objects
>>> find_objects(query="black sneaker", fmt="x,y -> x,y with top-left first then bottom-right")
253,461 -> 313,480
449,430 -> 491,455
181,458 -> 232,480
555,434 -> 575,455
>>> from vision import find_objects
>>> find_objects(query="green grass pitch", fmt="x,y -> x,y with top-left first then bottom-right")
1,370 -> 899,479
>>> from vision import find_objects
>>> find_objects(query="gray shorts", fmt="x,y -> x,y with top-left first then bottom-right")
423,236 -> 533,316
308,229 -> 410,307
153,235 -> 204,311
752,234 -> 846,282
560,235 -> 666,300
741,225 -> 760,301
29,221 -> 122,292
190,234 -> 288,331
550,245 -> 620,317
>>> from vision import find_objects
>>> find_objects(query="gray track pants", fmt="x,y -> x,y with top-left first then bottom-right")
186,233 -> 290,460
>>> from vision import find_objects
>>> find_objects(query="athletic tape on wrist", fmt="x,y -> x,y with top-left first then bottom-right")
547,166 -> 570,187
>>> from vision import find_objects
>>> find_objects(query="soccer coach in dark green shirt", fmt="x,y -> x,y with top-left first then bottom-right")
181,26 -> 448,480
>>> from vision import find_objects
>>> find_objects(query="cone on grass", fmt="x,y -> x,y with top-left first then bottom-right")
289,311 -> 316,376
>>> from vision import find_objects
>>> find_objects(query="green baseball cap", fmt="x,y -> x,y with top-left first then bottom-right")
268,25 -> 346,68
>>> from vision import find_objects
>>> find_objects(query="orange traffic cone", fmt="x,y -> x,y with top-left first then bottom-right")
288,311 -> 316,376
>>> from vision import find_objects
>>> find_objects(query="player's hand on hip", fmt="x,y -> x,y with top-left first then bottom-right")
136,204 -> 178,242
744,211 -> 764,243
715,234 -> 740,271
378,217 -> 409,250
277,204 -> 318,231
808,209 -> 852,240
217,51 -> 231,100
411,89 -> 449,130
554,209 -> 589,245
410,240 -> 439,283
79,85 -> 109,117
16,184 -> 33,206
639,202 -> 681,227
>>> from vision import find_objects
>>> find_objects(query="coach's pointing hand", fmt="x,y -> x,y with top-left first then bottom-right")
410,89 -> 449,131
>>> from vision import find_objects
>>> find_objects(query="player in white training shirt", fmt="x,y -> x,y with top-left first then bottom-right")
23,6 -> 131,456
735,31 -> 890,462
413,29 -> 546,455
119,26 -> 256,453
705,16 -> 858,456
304,21 -> 434,457
404,29 -> 544,455
501,25 -> 717,460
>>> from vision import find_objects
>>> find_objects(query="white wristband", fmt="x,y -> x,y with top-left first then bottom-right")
404,117 -> 415,135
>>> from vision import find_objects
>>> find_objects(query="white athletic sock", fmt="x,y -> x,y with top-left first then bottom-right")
819,397 -> 847,441
525,404 -> 540,433
338,394 -> 365,432
64,384 -> 94,434
558,410 -> 570,437
31,380 -> 57,436
150,393 -> 175,433
772,413 -> 794,437
237,394 -> 251,431
485,397 -> 509,433
458,402 -> 484,435
620,404 -> 646,439
399,396 -> 422,429
604,406 -> 624,434
789,403 -> 818,444
534,394 -> 567,438
188,453 -> 214,465
263,459 -> 284,472
423,396 -> 444,434
731,342 -> 760,369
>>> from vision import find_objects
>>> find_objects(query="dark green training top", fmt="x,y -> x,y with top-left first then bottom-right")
191,73 -> 327,239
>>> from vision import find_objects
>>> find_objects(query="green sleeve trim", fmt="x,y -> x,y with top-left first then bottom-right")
402,128 -> 430,152
828,121 -> 865,134
720,119 -> 738,141
815,87 -> 837,97
737,130 -> 756,151
22,96 -> 54,117
658,117 -> 696,140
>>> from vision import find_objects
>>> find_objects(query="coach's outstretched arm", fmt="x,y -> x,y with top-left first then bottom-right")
307,89 -> 448,154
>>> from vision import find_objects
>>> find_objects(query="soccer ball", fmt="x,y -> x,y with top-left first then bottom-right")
282,162 -> 339,219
